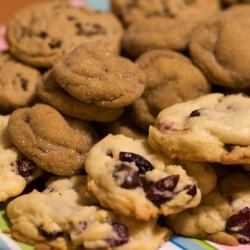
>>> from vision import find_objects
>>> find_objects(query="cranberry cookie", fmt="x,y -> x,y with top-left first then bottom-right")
149,93 -> 250,164
86,134 -> 201,220
168,172 -> 250,245
8,104 -> 97,176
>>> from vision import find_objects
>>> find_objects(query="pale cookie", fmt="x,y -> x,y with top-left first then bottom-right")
0,115 -> 41,201
53,45 -> 145,108
132,50 -> 211,130
8,104 -> 97,176
0,53 -> 41,112
7,1 -> 123,68
122,0 -> 219,57
86,134 -> 201,220
149,93 -> 250,164
38,71 -> 123,122
190,5 -> 250,88
168,172 -> 250,245
7,176 -> 171,250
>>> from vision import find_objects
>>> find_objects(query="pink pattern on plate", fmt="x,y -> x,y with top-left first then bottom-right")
70,0 -> 85,7
0,26 -> 8,51
209,241 -> 250,250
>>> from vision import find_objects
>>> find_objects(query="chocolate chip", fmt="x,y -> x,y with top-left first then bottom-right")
226,207 -> 250,244
75,22 -> 106,36
119,152 -> 153,174
185,185 -> 197,196
20,78 -> 28,91
106,150 -> 113,157
75,22 -> 85,35
39,31 -> 48,39
49,40 -> 62,49
157,215 -> 168,228
189,110 -> 201,117
67,16 -> 75,21
16,158 -> 35,179
106,222 -> 129,247
224,144 -> 235,152
113,164 -> 140,189
38,226 -> 64,240
146,175 -> 179,206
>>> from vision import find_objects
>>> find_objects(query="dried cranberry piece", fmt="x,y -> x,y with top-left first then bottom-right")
119,152 -> 153,174
146,175 -> 179,206
106,222 -> 129,247
185,185 -> 197,196
226,207 -> 250,243
113,164 -> 140,189
38,226 -> 64,240
189,110 -> 201,117
16,158 -> 35,179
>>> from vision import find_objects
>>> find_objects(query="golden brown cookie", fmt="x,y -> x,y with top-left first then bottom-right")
7,1 -> 123,68
0,53 -> 41,112
8,104 -> 97,176
190,5 -> 250,88
38,71 -> 123,122
131,50 -> 211,130
122,0 -> 220,57
53,45 -> 146,108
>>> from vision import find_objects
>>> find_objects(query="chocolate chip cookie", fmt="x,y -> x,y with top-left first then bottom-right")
53,45 -> 146,108
86,134 -> 201,220
190,5 -> 250,88
7,1 -> 123,68
132,50 -> 211,130
149,93 -> 250,164
8,104 -> 97,176
168,172 -> 250,245
0,115 -> 41,201
38,71 -> 123,122
122,0 -> 220,57
0,53 -> 41,112
7,175 -> 171,250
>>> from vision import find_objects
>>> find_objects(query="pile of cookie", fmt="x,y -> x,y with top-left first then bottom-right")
1,0 -> 250,249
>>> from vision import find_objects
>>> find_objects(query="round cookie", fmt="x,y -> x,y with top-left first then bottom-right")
122,0 -> 219,57
7,1 -> 123,68
7,176 -> 171,250
0,53 -> 41,112
86,134 -> 201,220
132,50 -> 211,130
38,71 -> 123,122
167,172 -> 250,245
149,93 -> 250,164
0,115 -> 41,201
7,104 -> 97,176
53,45 -> 146,108
190,5 -> 250,88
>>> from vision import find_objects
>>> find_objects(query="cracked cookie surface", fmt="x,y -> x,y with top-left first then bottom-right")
53,45 -> 146,108
149,93 -> 250,164
7,175 -> 171,250
132,50 -> 211,130
7,1 -> 123,68
168,172 -> 250,245
86,134 -> 201,220
190,5 -> 250,88
7,104 -> 97,176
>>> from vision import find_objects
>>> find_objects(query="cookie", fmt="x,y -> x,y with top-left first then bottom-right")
0,53 -> 41,112
167,172 -> 250,245
190,5 -> 250,88
132,50 -> 211,130
122,0 -> 219,57
149,93 -> 250,164
7,1 -> 123,68
53,45 -> 146,108
38,71 -> 123,122
0,115 -> 41,201
7,175 -> 171,250
7,104 -> 97,176
86,134 -> 201,220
